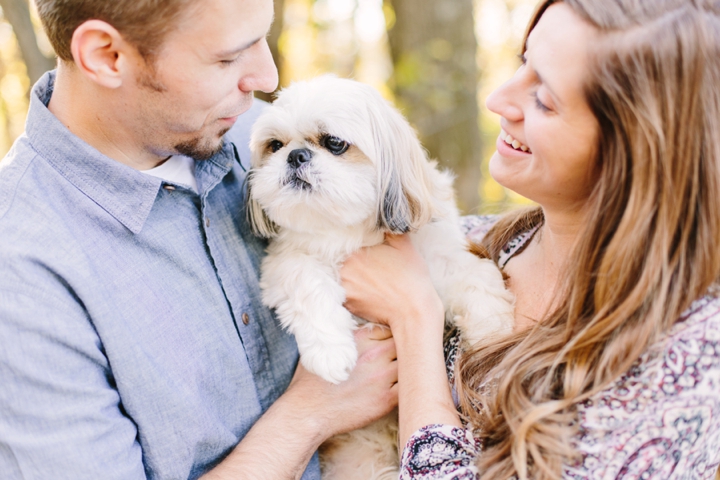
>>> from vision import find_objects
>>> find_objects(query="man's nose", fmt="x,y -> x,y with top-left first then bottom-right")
241,38 -> 279,94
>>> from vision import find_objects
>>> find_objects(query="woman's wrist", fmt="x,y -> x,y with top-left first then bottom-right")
393,311 -> 462,447
388,294 -> 445,340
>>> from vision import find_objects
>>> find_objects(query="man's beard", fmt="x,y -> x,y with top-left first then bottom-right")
174,126 -> 231,160
136,61 -> 231,161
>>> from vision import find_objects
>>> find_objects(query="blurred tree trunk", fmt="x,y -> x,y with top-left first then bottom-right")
255,0 -> 285,103
0,0 -> 55,86
386,0 -> 481,213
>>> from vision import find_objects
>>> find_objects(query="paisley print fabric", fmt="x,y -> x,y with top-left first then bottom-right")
400,216 -> 720,479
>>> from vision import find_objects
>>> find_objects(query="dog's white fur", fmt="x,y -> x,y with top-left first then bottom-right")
247,75 -> 514,479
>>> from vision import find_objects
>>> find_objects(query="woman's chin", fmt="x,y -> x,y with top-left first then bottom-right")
488,152 -> 527,197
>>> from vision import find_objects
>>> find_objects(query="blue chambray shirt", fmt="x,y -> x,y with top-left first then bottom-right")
0,72 -> 321,480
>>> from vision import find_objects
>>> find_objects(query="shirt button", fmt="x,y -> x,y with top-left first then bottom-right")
205,218 -> 210,227
241,313 -> 250,325
163,185 -> 176,191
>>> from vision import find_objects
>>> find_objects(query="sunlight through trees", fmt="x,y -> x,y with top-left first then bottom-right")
0,0 -> 538,212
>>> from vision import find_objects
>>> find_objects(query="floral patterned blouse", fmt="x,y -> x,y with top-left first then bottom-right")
399,216 -> 720,479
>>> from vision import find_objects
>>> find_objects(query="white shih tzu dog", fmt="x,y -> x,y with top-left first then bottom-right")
246,75 -> 514,479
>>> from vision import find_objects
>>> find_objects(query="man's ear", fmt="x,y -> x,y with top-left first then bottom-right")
70,20 -> 133,89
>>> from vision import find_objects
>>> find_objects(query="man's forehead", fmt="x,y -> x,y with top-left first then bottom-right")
166,0 -> 274,53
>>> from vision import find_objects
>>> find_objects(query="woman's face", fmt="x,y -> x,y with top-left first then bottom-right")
486,3 -> 600,213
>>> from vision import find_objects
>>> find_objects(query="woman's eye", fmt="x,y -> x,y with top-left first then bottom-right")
321,135 -> 349,155
533,92 -> 551,112
268,140 -> 284,152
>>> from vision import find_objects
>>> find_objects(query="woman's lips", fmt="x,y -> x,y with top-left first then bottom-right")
496,134 -> 531,157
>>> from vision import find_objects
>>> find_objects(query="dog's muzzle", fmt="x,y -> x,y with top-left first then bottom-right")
283,148 -> 313,191
287,148 -> 313,169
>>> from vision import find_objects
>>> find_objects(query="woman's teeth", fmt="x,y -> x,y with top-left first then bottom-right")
500,129 -> 531,153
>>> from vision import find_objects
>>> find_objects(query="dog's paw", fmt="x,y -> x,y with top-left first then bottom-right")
301,340 -> 358,384
452,287 -> 515,346
453,307 -> 513,344
447,258 -> 515,346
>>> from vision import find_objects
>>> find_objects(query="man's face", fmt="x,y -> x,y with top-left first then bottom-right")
127,0 -> 278,160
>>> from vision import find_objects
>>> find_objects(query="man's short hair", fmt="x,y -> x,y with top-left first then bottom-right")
35,0 -> 195,62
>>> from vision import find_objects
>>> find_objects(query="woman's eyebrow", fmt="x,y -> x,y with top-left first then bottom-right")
533,67 -> 562,107
525,32 -> 568,109
525,43 -> 563,108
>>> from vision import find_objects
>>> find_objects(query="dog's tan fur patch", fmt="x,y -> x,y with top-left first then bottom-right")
339,144 -> 373,165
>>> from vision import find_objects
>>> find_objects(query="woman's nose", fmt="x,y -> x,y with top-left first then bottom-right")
486,76 -> 524,123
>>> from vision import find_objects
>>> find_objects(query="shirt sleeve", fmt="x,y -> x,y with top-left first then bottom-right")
459,215 -> 499,243
400,424 -> 480,479
0,287 -> 146,480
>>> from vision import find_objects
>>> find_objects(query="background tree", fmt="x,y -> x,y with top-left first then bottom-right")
0,0 -> 539,216
386,0 -> 481,212
0,0 -> 53,85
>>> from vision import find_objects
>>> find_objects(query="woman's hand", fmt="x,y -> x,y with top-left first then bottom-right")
340,234 -> 444,333
342,234 -> 462,449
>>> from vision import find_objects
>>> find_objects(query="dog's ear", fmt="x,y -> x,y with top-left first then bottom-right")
379,167 -> 412,233
368,95 -> 435,234
245,170 -> 279,238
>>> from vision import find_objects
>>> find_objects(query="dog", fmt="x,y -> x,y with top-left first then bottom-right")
246,75 -> 514,479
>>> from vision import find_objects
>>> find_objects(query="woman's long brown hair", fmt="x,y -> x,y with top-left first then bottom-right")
458,1 -> 720,478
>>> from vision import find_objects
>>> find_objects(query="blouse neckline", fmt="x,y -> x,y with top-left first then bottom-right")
497,222 -> 542,269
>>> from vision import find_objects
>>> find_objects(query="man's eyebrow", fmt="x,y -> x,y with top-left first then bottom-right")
214,14 -> 275,59
214,36 -> 264,59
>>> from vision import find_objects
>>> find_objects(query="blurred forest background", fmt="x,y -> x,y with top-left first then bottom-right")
0,0 -> 537,214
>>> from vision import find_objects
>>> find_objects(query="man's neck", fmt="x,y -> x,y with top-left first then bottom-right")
47,63 -> 168,170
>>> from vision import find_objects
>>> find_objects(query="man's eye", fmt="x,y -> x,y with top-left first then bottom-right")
268,140 -> 284,152
220,56 -> 241,66
321,135 -> 349,155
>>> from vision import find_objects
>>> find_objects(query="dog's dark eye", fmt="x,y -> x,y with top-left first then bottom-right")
268,140 -> 284,153
321,135 -> 349,156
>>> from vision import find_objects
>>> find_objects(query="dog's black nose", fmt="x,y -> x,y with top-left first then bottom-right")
287,149 -> 312,169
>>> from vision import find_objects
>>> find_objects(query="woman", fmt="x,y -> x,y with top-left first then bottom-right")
341,0 -> 720,478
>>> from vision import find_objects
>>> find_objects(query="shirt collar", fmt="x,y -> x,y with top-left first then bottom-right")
26,71 -> 236,234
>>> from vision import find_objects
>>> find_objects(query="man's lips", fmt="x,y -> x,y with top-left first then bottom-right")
220,96 -> 253,124
219,115 -> 240,123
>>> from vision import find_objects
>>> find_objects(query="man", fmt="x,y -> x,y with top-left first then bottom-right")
0,0 -> 398,478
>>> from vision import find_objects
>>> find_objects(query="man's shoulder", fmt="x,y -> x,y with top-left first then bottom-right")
0,134 -> 44,222
0,134 -> 83,255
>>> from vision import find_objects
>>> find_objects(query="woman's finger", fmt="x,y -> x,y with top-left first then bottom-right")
355,323 -> 393,341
